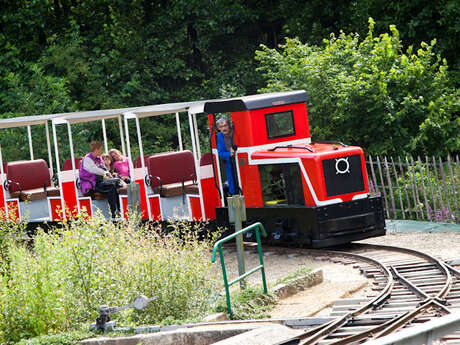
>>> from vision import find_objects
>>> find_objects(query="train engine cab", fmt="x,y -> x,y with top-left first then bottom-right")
206,91 -> 386,247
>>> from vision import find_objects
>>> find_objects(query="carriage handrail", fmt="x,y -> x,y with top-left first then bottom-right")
211,222 -> 268,318
208,123 -> 221,199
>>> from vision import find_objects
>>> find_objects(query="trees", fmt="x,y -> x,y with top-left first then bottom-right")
276,0 -> 460,85
0,2 -> 458,157
256,19 -> 459,156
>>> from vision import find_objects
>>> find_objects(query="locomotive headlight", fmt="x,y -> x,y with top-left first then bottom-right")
335,157 -> 350,175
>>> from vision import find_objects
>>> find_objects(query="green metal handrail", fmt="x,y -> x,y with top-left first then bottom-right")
211,222 -> 268,318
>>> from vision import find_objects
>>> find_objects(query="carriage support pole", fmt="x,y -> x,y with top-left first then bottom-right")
227,195 -> 247,289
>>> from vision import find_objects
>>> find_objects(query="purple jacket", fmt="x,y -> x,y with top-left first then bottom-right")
79,152 -> 105,194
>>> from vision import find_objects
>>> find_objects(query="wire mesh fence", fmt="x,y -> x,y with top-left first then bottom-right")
366,155 -> 459,224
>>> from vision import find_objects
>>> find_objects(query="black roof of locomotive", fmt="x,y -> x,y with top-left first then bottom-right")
203,90 -> 308,113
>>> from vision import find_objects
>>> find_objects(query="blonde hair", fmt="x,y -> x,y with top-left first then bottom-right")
101,153 -> 112,162
108,148 -> 124,161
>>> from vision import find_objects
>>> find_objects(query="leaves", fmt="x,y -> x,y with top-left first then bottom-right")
0,214 -> 220,343
256,19 -> 459,157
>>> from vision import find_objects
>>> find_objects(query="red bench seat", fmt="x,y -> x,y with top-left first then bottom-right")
145,150 -> 198,197
7,159 -> 59,201
63,157 -> 83,171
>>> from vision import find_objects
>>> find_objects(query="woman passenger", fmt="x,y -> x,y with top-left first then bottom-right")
109,148 -> 131,183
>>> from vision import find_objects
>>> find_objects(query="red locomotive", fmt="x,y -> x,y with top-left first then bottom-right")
204,90 -> 386,247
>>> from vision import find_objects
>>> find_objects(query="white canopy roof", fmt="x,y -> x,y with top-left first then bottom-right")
52,100 -> 209,125
0,114 -> 57,129
0,101 -> 207,129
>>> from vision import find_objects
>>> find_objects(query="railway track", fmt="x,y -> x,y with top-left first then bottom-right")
279,243 -> 460,345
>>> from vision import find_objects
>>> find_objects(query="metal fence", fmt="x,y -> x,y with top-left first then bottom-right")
366,155 -> 459,224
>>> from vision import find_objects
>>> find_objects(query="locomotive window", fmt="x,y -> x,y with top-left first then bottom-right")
265,111 -> 295,139
258,163 -> 305,206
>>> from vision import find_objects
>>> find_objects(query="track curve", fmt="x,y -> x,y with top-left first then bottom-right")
280,243 -> 460,345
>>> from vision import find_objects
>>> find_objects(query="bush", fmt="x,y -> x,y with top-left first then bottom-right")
255,18 -> 460,157
0,214 -> 29,272
0,213 -> 220,344
15,331 -> 91,345
213,287 -> 277,320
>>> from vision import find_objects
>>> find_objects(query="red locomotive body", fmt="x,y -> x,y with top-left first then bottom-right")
205,91 -> 385,247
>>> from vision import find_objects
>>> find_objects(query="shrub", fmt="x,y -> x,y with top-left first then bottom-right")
0,213 -> 220,343
255,18 -> 459,157
15,331 -> 91,345
0,214 -> 29,273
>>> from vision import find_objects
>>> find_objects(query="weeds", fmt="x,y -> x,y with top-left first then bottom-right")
15,331 -> 92,345
0,212 -> 220,344
275,266 -> 312,285
213,287 -> 277,320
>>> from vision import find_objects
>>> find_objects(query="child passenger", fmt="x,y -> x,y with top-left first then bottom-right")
101,154 -> 114,174
109,149 -> 131,183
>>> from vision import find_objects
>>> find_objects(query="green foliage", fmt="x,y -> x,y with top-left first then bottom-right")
0,60 -> 75,162
213,287 -> 277,320
16,331 -> 91,345
256,19 -> 460,157
0,217 -> 29,273
273,0 -> 460,84
0,2 -> 459,159
0,214 -> 220,343
275,266 -> 311,286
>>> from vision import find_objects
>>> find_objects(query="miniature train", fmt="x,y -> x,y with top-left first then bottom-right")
0,91 -> 385,247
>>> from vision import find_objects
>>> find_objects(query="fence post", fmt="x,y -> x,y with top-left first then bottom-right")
405,156 -> 420,220
376,156 -> 390,219
384,157 -> 396,219
410,156 -> 425,220
447,155 -> 459,221
439,157 -> 453,222
390,157 -> 405,219
417,156 -> 430,222
227,195 -> 247,289
368,155 -> 379,195
425,156 -> 437,222
432,156 -> 445,222
398,157 -> 414,219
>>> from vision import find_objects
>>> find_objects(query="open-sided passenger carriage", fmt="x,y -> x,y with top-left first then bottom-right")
0,91 -> 385,247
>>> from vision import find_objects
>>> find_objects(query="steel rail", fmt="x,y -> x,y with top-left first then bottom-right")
325,244 -> 454,344
328,298 -> 452,345
281,244 -> 455,345
389,265 -> 430,300
444,262 -> 460,277
278,248 -> 394,345
374,298 -> 452,339
335,245 -> 453,342
353,244 -> 453,299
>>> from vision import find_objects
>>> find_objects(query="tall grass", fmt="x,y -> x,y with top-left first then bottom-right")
0,213 -> 220,344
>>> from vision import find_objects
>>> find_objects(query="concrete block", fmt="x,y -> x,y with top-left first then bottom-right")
202,313 -> 229,322
80,326 -> 251,345
211,324 -> 303,345
271,268 -> 323,299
